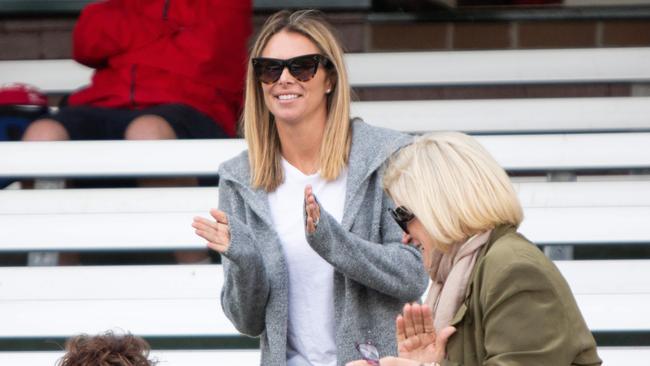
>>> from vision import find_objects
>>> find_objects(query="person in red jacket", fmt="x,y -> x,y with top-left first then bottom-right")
23,0 -> 251,142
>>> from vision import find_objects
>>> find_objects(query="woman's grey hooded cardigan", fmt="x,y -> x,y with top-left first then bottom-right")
217,120 -> 429,366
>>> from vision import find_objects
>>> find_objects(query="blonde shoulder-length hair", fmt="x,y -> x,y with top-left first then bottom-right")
243,9 -> 352,192
383,132 -> 523,250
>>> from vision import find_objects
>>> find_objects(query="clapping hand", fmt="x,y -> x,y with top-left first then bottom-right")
396,303 -> 456,364
305,184 -> 321,234
192,209 -> 231,254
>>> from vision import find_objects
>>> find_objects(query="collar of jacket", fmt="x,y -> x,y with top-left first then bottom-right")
217,119 -> 413,230
462,224 -> 518,303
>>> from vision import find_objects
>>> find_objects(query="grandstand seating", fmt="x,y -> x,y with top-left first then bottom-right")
1,46 -> 649,365
1,260 -> 649,365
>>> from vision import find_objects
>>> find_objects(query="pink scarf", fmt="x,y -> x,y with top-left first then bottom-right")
425,230 -> 492,332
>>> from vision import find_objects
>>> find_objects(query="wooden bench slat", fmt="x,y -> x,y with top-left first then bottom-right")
0,350 -> 261,366
0,261 -> 648,338
1,181 -> 649,251
0,212 -> 204,250
2,347 -> 646,366
2,207 -> 647,250
0,299 -> 236,337
597,347 -> 650,366
555,260 -> 650,294
2,181 -> 648,214
0,187 -> 219,214
520,206 -> 650,245
352,97 -> 650,133
0,265 -> 221,299
347,48 -> 650,87
4,48 -> 650,92
513,180 -> 650,207
1,133 -> 648,179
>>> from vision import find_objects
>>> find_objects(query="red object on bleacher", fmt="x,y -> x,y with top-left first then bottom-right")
0,83 -> 48,107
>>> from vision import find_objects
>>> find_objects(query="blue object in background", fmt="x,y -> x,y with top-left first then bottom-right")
0,106 -> 47,188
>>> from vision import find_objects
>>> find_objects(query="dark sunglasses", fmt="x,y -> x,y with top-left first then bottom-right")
388,206 -> 415,234
252,54 -> 333,84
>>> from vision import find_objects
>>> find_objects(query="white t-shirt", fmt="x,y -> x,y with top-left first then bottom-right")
267,158 -> 348,366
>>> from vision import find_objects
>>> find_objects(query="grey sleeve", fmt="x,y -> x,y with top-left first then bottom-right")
306,193 -> 428,302
219,180 -> 270,337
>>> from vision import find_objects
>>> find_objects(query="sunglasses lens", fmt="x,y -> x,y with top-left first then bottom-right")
253,55 -> 330,84
254,59 -> 283,84
390,207 -> 414,234
356,343 -> 379,363
288,56 -> 319,82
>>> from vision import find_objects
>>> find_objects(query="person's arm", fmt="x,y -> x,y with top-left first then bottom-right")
217,180 -> 270,337
479,260 -> 601,366
305,188 -> 428,302
72,0 -> 177,68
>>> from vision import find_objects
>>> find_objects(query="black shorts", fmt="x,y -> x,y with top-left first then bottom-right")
47,104 -> 227,140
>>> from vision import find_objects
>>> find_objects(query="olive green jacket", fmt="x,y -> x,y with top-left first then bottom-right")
442,225 -> 602,366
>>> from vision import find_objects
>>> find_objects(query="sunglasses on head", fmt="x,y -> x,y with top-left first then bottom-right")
252,54 -> 333,84
388,206 -> 415,234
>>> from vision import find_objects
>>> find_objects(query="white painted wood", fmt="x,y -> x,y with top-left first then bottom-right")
0,60 -> 93,94
2,180 -> 647,214
0,265 -> 238,337
0,139 -> 246,178
353,97 -> 650,133
0,264 -> 222,300
477,133 -> 650,171
12,206 -> 648,250
558,260 -> 650,332
556,260 -> 650,294
4,348 -> 648,366
4,48 -> 650,92
1,181 -> 649,251
1,261 -> 648,337
513,180 -> 650,207
597,347 -> 650,366
0,187 -> 219,214
1,133 -> 648,178
0,212 -> 205,250
346,48 -> 650,87
521,207 -> 650,245
0,350 -> 261,366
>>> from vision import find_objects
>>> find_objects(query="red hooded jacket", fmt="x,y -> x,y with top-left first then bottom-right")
68,0 -> 251,137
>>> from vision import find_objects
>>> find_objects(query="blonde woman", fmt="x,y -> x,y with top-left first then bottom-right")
348,132 -> 601,366
192,10 -> 428,366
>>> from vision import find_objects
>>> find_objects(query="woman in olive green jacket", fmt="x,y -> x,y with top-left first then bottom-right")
348,132 -> 601,366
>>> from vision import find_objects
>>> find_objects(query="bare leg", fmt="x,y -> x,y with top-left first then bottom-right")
22,118 -> 70,141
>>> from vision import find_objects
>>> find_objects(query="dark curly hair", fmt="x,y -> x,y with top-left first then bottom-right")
57,331 -> 157,366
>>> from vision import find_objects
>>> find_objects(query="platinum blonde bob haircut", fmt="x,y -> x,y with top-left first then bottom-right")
243,9 -> 352,192
383,132 -> 523,249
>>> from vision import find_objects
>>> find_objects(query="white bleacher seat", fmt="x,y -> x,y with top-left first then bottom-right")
556,260 -> 650,332
0,265 -> 236,337
2,350 -> 261,366
0,132 -> 648,179
0,261 -> 648,365
3,348 -> 648,366
0,180 -> 648,252
597,347 -> 650,366
2,47 -> 650,93
351,97 -> 650,134
346,48 -> 650,86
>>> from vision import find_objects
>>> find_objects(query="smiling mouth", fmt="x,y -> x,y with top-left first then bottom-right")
276,94 -> 300,101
